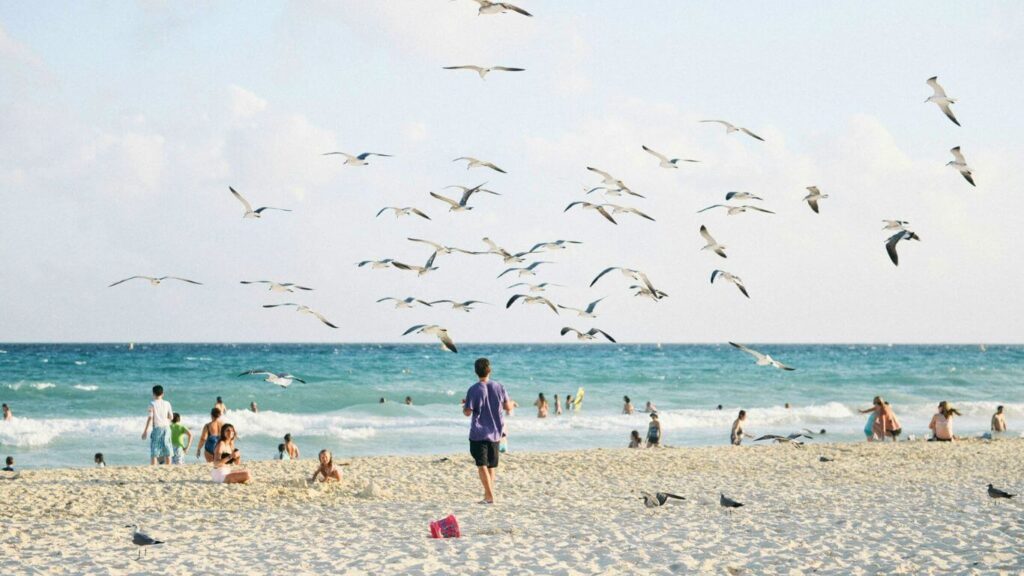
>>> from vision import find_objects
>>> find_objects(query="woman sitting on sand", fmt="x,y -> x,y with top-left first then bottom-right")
310,449 -> 342,483
929,401 -> 961,442
196,408 -> 223,463
534,393 -> 549,418
629,430 -> 643,448
211,424 -> 252,484
623,396 -> 635,415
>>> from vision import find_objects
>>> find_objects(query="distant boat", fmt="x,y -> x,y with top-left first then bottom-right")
128,342 -> 135,351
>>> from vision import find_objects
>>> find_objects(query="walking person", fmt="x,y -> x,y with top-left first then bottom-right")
462,358 -> 513,504
553,394 -> 562,416
141,385 -> 173,465
646,412 -> 662,447
730,410 -> 751,446
195,408 -> 223,463
169,413 -> 192,464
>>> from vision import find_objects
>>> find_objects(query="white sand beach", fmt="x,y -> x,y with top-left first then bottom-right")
2,439 -> 1022,575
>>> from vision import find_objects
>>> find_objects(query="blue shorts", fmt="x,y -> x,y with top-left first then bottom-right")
172,446 -> 185,464
150,427 -> 172,460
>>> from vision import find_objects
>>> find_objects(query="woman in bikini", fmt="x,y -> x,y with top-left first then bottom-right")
929,401 -> 961,441
211,424 -> 252,484
534,393 -> 549,418
195,408 -> 223,462
310,449 -> 342,482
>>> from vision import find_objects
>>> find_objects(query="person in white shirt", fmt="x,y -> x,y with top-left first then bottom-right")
141,385 -> 173,465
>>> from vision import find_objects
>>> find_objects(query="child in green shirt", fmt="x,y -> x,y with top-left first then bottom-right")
169,413 -> 192,465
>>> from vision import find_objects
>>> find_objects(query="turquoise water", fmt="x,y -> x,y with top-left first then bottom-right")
0,343 -> 1021,468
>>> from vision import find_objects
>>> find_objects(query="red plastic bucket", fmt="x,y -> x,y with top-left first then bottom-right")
429,514 -> 461,539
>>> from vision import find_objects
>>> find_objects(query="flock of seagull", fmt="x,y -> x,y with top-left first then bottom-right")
104,2 -> 979,379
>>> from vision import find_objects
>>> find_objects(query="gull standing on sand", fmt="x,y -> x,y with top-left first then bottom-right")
885,230 -> 921,266
565,201 -> 618,224
725,191 -> 763,201
720,494 -> 744,509
392,252 -> 440,277
229,187 -> 291,219
987,484 -> 1015,499
262,303 -> 339,329
508,282 -> 563,293
557,297 -> 605,318
947,146 -> 975,186
700,120 -> 764,141
926,76 -> 960,126
108,276 -> 202,287
507,294 -> 559,314
700,225 -> 728,258
240,280 -> 313,293
698,204 -> 775,215
430,183 -> 497,212
376,207 -> 431,220
803,186 -> 829,214
591,267 -> 662,299
403,324 -> 458,353
442,65 -> 525,79
322,151 -> 393,166
641,145 -> 699,168
729,342 -> 795,371
560,327 -> 616,342
471,0 -> 532,16
882,220 -> 910,231
711,270 -> 749,298
639,492 -> 685,508
498,261 -> 553,278
453,157 -> 506,173
376,296 -> 433,309
429,299 -> 489,312
126,525 -> 164,559
238,370 -> 306,388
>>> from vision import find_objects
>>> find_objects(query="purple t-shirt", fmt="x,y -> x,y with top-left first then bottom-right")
465,380 -> 508,442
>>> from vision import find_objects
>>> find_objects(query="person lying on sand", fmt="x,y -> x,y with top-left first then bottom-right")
310,449 -> 342,482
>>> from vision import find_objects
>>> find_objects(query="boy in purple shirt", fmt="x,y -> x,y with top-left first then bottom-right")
462,357 -> 514,504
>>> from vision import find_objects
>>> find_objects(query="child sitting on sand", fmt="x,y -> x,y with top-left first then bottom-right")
310,449 -> 342,482
276,443 -> 287,460
2,456 -> 13,472
629,430 -> 642,448
94,453 -> 105,467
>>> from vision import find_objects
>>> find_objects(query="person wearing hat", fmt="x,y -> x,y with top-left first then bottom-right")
646,412 -> 662,448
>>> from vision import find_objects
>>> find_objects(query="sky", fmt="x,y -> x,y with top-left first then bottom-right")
1,1 -> 1022,344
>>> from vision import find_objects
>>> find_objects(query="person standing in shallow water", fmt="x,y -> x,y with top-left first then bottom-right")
553,394 -> 562,416
534,393 -> 549,418
462,358 -> 513,504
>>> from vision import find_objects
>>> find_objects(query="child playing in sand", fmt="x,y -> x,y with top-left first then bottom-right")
310,449 -> 342,482
992,406 -> 1007,433
629,430 -> 642,448
94,453 -> 105,467
276,443 -> 287,460
169,413 -> 192,464
2,456 -> 13,471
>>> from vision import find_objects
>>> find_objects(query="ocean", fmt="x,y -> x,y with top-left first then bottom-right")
0,343 -> 1020,468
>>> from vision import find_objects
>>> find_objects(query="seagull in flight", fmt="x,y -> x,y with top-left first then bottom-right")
926,76 -> 960,126
403,324 -> 457,353
699,225 -> 727,258
803,186 -> 829,214
630,284 -> 669,301
357,259 -> 395,269
565,201 -> 618,224
430,183 -> 497,212
642,145 -> 699,168
561,327 -> 616,342
408,238 -> 479,256
109,276 -> 202,288
585,185 -> 646,199
729,342 -> 795,371
885,230 -> 921,266
882,220 -> 910,231
698,204 -> 775,215
640,492 -> 685,508
607,204 -> 656,222
586,167 -> 633,192
238,370 -> 306,388
557,297 -> 605,318
725,191 -> 763,201
262,303 -> 339,328
754,434 -> 807,446
529,239 -> 582,253
711,270 -> 749,298
126,525 -> 164,559
229,187 -> 291,219
700,120 -> 764,141
376,206 -> 431,220
509,282 -> 563,293
591,267 -> 662,299
392,251 -> 440,277
507,293 -> 559,314
472,0 -> 532,16
480,237 -> 536,263
497,261 -> 553,278
429,299 -> 489,312
453,156 -> 506,173
947,146 -> 975,186
376,296 -> 433,309
240,280 -> 313,293
442,65 -> 525,79
322,151 -> 393,166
